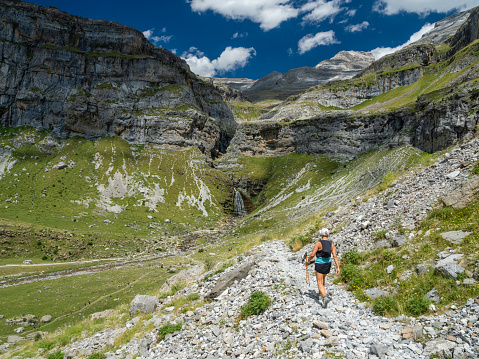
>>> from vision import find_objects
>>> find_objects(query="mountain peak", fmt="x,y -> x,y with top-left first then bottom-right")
315,50 -> 375,72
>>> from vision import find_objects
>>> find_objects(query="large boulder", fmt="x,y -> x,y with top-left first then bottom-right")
129,295 -> 159,316
442,177 -> 479,209
40,315 -> 52,323
206,262 -> 254,300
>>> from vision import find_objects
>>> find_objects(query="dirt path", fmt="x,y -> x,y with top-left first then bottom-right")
0,255 -> 169,288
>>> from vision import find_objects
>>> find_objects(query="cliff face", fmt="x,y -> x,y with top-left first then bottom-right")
228,89 -> 479,161
0,0 -> 236,159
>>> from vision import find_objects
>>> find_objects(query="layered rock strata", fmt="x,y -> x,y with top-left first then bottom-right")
228,86 -> 479,160
0,0 -> 236,159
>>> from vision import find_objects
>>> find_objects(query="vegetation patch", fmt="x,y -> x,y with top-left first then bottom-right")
157,322 -> 182,341
239,291 -> 271,319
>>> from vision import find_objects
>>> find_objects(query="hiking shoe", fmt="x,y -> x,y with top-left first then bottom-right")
322,296 -> 332,308
318,295 -> 324,306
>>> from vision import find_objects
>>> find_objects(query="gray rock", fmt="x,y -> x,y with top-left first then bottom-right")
463,278 -> 476,285
423,337 -> 457,358
391,235 -> 407,247
442,177 -> 479,209
436,263 -> 465,279
386,265 -> 394,274
440,230 -> 472,244
138,338 -> 152,357
22,260 -> 33,265
53,162 -> 68,170
40,315 -> 52,323
313,320 -> 329,330
298,338 -> 313,353
7,336 -> 23,343
370,344 -> 389,358
13,327 -> 24,334
446,170 -> 461,179
211,325 -> 221,337
425,288 -> 441,302
129,295 -> 159,316
206,261 -> 253,300
416,264 -> 430,276
364,288 -> 391,299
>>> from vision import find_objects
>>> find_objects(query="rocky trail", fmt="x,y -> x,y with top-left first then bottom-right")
53,240 -> 478,359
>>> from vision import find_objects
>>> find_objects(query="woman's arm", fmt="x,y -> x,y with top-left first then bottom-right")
331,243 -> 340,275
308,242 -> 321,263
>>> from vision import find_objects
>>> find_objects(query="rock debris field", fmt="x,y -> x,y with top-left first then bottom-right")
54,240 -> 478,359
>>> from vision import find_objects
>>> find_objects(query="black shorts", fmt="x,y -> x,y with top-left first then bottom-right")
315,262 -> 331,274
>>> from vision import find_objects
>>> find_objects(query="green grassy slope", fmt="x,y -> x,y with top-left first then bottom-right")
0,126 -> 233,262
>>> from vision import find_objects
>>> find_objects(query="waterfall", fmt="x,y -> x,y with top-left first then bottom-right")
233,188 -> 247,217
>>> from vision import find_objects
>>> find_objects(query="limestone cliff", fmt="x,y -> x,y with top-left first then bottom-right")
0,0 -> 236,159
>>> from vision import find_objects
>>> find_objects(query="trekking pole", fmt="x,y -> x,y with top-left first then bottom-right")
305,260 -> 310,286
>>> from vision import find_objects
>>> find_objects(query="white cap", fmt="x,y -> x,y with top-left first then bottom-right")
319,228 -> 329,237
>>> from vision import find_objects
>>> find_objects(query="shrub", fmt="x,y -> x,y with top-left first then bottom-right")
339,264 -> 362,283
87,353 -> 105,359
348,274 -> 366,291
471,160 -> 479,175
240,291 -> 271,318
372,297 -> 397,316
405,296 -> 429,316
342,251 -> 361,265
38,339 -> 55,350
373,230 -> 388,241
186,293 -> 199,301
157,322 -> 182,340
47,351 -> 64,359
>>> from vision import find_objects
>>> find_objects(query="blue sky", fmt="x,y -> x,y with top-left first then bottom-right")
29,0 -> 477,79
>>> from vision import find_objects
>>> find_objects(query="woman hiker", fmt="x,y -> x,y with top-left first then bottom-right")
307,228 -> 340,308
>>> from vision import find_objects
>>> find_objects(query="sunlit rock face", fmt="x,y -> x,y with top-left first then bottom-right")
0,0 -> 236,159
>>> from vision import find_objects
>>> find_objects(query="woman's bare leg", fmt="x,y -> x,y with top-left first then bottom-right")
315,272 -> 327,298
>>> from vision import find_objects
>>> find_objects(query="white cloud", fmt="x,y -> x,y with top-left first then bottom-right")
181,46 -> 256,77
189,0 -> 350,30
232,32 -> 248,39
346,9 -> 356,17
373,0 -> 477,15
298,30 -> 340,55
345,21 -> 369,32
143,28 -> 173,44
189,0 -> 299,31
301,0 -> 343,24
287,48 -> 293,55
370,22 -> 435,59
